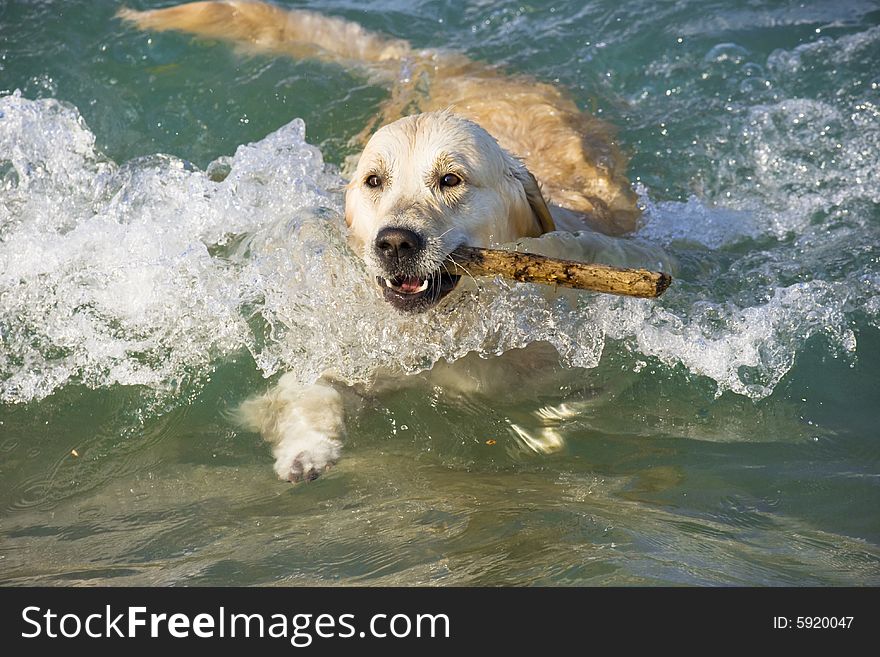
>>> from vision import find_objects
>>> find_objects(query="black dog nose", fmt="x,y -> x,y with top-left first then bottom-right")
374,227 -> 424,264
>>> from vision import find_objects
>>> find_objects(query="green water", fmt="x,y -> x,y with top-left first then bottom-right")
1,0 -> 879,585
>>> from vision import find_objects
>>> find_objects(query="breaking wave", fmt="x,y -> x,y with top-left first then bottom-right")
1,79 -> 871,404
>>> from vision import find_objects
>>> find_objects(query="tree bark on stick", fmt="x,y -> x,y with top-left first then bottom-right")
448,246 -> 672,298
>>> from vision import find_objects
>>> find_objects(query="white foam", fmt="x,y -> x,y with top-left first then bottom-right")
0,92 -> 864,404
605,281 -> 856,398
0,92 -> 338,403
636,190 -> 762,248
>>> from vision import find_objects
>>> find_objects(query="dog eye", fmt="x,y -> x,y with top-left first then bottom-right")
364,174 -> 383,189
439,173 -> 462,188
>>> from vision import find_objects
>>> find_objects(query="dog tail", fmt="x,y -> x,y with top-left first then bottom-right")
117,1 -> 412,67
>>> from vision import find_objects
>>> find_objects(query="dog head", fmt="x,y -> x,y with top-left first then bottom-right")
344,111 -> 554,312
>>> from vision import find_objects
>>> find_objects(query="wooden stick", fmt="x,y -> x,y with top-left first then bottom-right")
448,246 -> 672,298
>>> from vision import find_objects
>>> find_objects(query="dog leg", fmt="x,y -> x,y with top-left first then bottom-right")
236,373 -> 344,482
514,228 -> 678,275
510,398 -> 605,455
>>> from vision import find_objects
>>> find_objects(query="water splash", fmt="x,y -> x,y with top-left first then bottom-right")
0,91 -> 338,403
0,90 -> 864,404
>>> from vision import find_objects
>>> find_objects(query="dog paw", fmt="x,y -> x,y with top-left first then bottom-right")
274,434 -> 342,483
286,454 -> 332,483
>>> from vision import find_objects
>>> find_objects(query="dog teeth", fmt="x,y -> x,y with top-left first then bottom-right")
382,277 -> 430,293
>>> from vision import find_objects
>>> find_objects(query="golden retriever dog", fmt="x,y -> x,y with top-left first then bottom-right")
119,1 -> 656,481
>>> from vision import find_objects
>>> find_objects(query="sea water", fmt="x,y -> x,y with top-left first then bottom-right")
0,0 -> 878,585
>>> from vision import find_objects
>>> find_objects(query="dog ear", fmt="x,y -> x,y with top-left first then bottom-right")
512,166 -> 555,235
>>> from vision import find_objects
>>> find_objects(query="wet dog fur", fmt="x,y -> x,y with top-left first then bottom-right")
120,1 -> 646,481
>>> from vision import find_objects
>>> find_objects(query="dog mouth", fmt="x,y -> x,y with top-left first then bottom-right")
376,270 -> 461,312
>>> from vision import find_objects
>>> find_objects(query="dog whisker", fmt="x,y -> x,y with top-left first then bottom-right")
445,254 -> 479,289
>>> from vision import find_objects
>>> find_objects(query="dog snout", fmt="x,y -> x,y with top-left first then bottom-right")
373,226 -> 424,269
